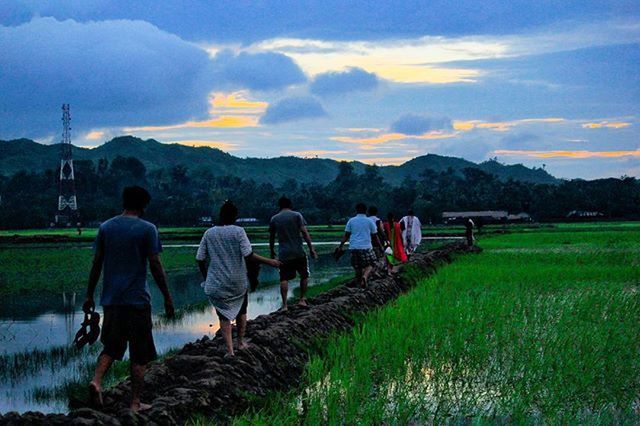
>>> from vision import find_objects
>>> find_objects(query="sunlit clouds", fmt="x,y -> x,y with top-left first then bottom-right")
1,3 -> 638,179
285,149 -> 349,157
582,121 -> 632,129
209,92 -> 268,114
331,131 -> 457,145
454,118 -> 566,132
123,92 -> 266,132
167,140 -> 239,150
85,130 -> 105,140
124,116 -> 258,132
494,150 -> 640,159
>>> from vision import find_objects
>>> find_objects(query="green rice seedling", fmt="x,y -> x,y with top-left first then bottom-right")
228,225 -> 640,425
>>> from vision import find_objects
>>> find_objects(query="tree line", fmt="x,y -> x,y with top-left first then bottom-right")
0,156 -> 638,229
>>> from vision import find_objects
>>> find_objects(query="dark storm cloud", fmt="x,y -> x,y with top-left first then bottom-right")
310,67 -> 379,96
0,17 -> 215,138
390,114 -> 453,135
211,50 -> 307,91
260,97 -> 328,124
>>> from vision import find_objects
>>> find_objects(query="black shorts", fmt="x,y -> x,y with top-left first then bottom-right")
216,292 -> 248,321
279,256 -> 310,282
100,305 -> 157,365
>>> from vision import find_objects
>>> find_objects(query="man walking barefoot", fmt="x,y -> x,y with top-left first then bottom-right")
269,196 -> 317,311
338,203 -> 382,288
84,186 -> 174,411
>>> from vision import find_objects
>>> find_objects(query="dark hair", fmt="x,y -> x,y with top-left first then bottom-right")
356,203 -> 367,214
219,200 -> 238,225
367,206 -> 378,216
278,196 -> 293,210
408,208 -> 414,216
122,186 -> 151,211
387,212 -> 396,222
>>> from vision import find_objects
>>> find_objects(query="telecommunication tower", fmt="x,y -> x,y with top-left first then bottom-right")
55,104 -> 79,226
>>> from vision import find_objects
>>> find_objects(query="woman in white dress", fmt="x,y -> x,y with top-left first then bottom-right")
196,201 -> 280,357
400,209 -> 422,255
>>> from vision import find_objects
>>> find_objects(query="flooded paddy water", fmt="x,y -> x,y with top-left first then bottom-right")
0,246 -> 352,414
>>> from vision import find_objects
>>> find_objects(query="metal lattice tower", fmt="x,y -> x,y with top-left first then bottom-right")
56,104 -> 78,225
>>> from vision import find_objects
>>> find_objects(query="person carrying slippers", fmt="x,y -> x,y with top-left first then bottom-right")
83,186 -> 175,412
337,203 -> 383,289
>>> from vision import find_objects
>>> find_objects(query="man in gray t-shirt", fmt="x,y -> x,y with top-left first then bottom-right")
84,186 -> 174,412
269,196 -> 317,311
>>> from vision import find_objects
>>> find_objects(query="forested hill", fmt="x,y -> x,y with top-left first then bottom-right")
0,136 -> 558,185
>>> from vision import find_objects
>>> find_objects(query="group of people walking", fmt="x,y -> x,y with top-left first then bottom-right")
82,186 -> 422,411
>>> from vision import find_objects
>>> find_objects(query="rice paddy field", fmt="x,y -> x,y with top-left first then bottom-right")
0,222 -> 637,421
224,222 -> 640,425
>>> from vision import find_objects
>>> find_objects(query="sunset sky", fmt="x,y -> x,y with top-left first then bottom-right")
0,1 -> 638,179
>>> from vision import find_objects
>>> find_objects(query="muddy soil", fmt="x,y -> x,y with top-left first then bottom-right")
0,243 -> 480,425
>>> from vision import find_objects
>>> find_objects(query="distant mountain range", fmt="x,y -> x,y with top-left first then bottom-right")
0,136 -> 559,185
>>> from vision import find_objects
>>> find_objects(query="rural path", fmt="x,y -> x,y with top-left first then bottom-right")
0,242 -> 480,425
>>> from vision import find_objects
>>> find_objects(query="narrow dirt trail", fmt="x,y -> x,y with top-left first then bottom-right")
0,243 -> 480,425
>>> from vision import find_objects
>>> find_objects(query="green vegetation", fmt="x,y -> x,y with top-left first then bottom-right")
0,236 -> 347,296
0,245 -> 200,296
228,224 -> 639,424
0,136 -> 556,186
3,137 -> 638,230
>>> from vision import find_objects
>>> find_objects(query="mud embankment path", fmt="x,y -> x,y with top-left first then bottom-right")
0,243 -> 480,425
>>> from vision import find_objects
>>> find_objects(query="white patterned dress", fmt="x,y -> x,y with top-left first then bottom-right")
196,225 -> 253,320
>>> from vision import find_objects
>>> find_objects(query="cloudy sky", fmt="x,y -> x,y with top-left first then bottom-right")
1,1 -> 638,179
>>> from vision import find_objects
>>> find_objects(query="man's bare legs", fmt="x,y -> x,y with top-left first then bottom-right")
219,318 -> 234,356
298,277 -> 309,306
89,353 -> 113,407
236,314 -> 249,350
130,363 -> 150,411
280,280 -> 289,311
362,265 -> 373,287
355,268 -> 363,288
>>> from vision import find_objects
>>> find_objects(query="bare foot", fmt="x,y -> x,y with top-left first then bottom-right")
278,305 -> 288,312
361,277 -> 368,289
131,402 -> 152,412
88,381 -> 103,408
298,298 -> 308,307
237,342 -> 250,350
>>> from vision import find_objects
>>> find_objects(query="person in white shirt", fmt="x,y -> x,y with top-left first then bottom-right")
400,209 -> 422,255
337,203 -> 382,288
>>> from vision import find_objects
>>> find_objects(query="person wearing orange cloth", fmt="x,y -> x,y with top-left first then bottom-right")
384,212 -> 408,265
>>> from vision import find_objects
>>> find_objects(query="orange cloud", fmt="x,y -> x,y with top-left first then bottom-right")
582,121 -> 632,129
85,130 -> 104,140
331,131 -> 456,145
452,121 -> 478,131
124,115 -> 258,132
520,118 -> 565,123
167,140 -> 238,150
494,149 -> 640,159
340,127 -> 384,133
454,117 -> 566,132
210,92 -> 268,113
371,65 -> 480,84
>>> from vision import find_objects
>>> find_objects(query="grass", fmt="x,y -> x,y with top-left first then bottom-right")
224,224 -> 639,425
0,245 -> 200,296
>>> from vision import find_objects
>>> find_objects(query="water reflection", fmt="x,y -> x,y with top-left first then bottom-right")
0,251 -> 351,414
